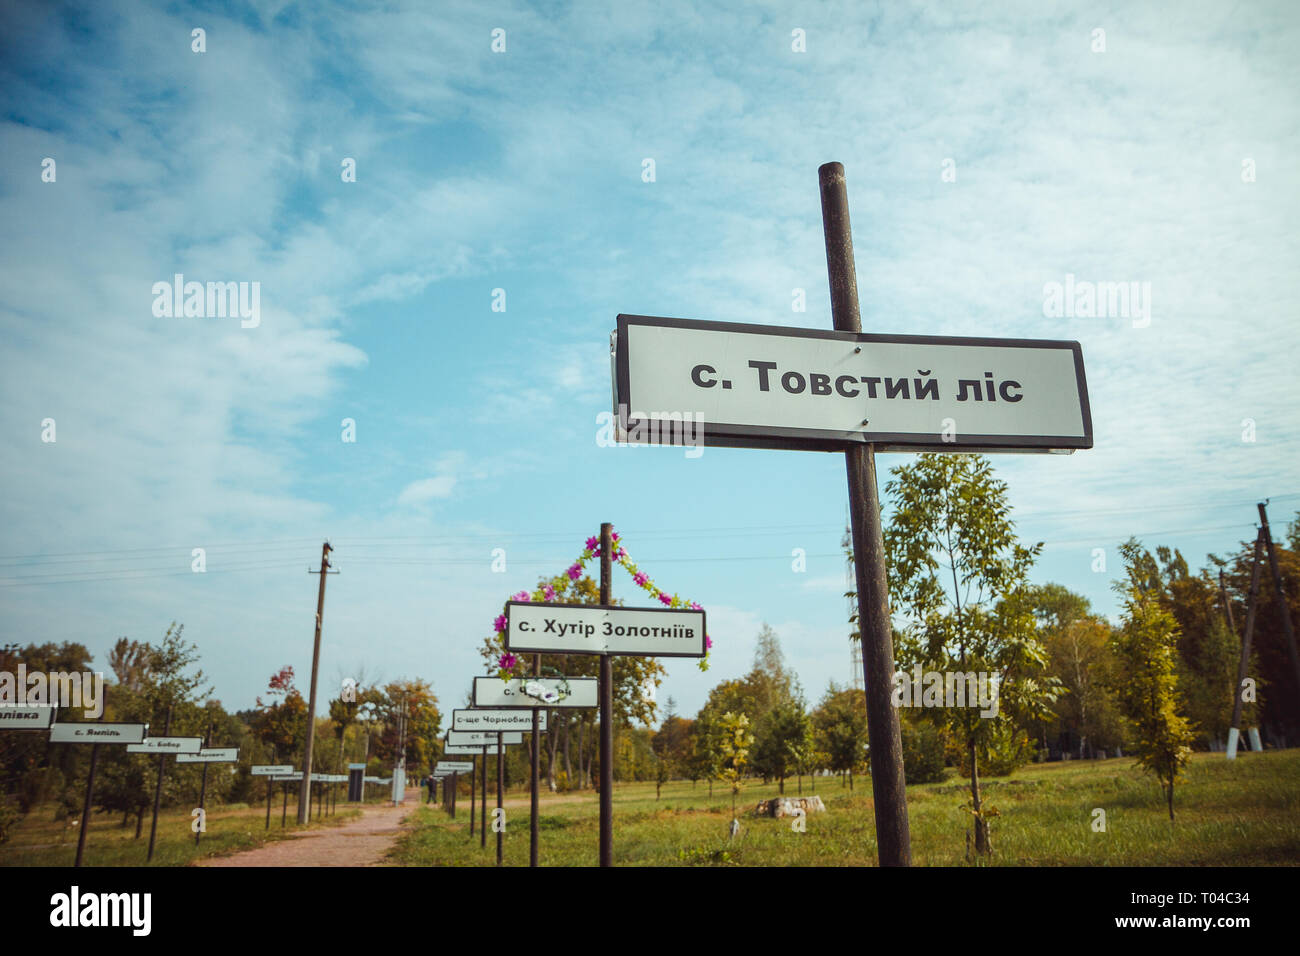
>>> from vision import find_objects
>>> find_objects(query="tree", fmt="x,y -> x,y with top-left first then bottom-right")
812,683 -> 867,788
1111,539 -> 1195,822
882,453 -> 1059,855
750,700 -> 811,794
651,697 -> 692,785
1029,583 -> 1125,758
717,712 -> 753,834
252,666 -> 308,765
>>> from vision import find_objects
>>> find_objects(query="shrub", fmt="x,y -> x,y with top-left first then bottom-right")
901,720 -> 948,783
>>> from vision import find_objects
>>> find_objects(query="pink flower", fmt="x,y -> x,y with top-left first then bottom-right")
706,635 -> 713,649
633,571 -> 648,587
543,584 -> 557,602
586,536 -> 599,550
499,653 -> 517,670
615,547 -> 626,559
567,563 -> 582,580
659,593 -> 672,606
493,615 -> 507,633
611,531 -> 620,542
690,601 -> 702,611
512,590 -> 530,602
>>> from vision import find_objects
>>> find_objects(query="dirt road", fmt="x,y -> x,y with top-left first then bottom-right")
198,792 -> 423,867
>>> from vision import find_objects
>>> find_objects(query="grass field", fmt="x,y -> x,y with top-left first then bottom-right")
0,790 -> 376,867
392,750 -> 1300,866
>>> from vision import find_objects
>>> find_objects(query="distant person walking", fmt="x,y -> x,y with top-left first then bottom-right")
425,774 -> 435,804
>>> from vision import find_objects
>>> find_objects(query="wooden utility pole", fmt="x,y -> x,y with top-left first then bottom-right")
818,162 -> 911,866
1227,530 -> 1264,758
598,522 -> 614,867
298,541 -> 333,824
1257,502 -> 1300,694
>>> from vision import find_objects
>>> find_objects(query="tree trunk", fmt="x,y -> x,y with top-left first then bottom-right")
849,769 -> 854,791
797,774 -> 802,795
969,737 -> 989,855
779,776 -> 784,795
135,807 -> 144,839
1167,778 -> 1175,823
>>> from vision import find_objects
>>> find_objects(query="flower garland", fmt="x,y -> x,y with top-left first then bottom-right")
491,528 -> 713,673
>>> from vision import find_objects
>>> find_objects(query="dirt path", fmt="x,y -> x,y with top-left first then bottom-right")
198,792 -> 423,867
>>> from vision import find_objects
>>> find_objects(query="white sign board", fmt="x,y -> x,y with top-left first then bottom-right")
49,722 -> 146,744
126,736 -> 203,754
445,730 -> 523,747
251,765 -> 294,776
0,705 -> 56,730
271,774 -> 299,782
452,709 -> 547,733
442,744 -> 489,755
505,602 -> 706,657
613,314 -> 1092,453
436,762 -> 473,773
176,747 -> 238,763
473,676 -> 599,709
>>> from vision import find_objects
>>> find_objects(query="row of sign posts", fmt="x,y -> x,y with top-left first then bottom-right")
0,707 -> 241,865
435,523 -> 709,867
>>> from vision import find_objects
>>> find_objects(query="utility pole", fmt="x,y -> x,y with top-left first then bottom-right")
1257,502 -> 1300,694
818,162 -> 911,866
298,541 -> 334,824
1227,530 -> 1264,759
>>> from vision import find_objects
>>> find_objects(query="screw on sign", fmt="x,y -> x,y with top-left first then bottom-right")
606,163 -> 1093,866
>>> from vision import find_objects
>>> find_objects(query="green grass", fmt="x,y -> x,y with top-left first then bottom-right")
0,795 -> 366,867
391,750 -> 1300,866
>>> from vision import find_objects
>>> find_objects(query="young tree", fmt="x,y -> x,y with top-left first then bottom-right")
751,699 -> 811,794
812,683 -> 867,789
1112,539 -> 1196,822
717,711 -> 753,835
882,453 -> 1058,855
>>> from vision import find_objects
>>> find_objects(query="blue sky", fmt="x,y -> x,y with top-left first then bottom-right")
1,0 -> 1297,723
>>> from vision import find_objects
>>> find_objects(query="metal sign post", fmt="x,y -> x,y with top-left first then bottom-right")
606,163 -> 1095,866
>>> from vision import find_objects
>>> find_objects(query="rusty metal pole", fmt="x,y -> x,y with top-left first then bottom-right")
496,732 -> 504,865
74,743 -> 99,868
146,704 -> 172,862
1228,529 -> 1264,758
298,541 -> 332,823
531,652 -> 541,867
195,718 -> 213,846
480,743 -> 487,848
1258,502 -> 1300,695
818,162 -> 911,867
598,522 -> 614,867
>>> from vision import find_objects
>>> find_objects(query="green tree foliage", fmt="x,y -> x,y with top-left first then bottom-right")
1111,539 -> 1196,822
812,683 -> 867,788
651,697 -> 692,782
882,453 -> 1058,855
375,680 -> 441,774
251,666 -> 308,765
717,711 -> 753,829
750,700 -> 811,794
1028,583 -> 1125,758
